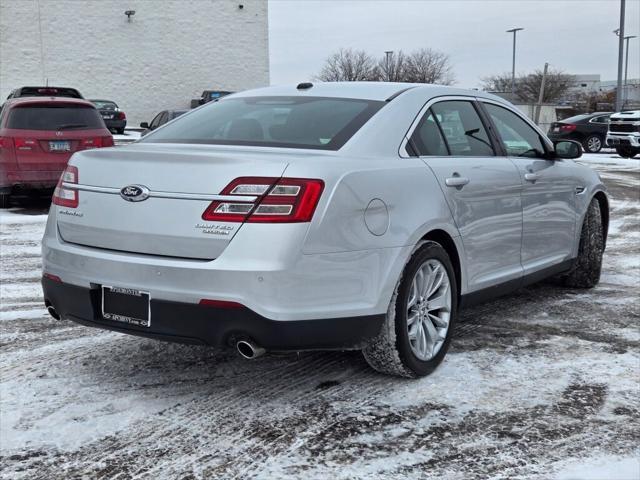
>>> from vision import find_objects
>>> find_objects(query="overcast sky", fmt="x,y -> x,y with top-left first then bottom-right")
268,0 -> 640,87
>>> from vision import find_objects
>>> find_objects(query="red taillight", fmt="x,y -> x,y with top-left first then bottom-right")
78,136 -> 113,150
117,111 -> 126,120
79,137 -> 102,149
37,88 -> 58,95
0,136 -> 14,149
43,273 -> 62,283
14,138 -> 37,151
202,177 -> 324,223
52,165 -> 79,208
199,299 -> 244,309
560,124 -> 577,132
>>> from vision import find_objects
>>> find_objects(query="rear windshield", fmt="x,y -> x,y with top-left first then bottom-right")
141,96 -> 385,150
7,105 -> 104,130
17,87 -> 82,98
91,100 -> 118,110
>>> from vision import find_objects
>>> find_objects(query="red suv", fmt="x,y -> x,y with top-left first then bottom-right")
0,97 -> 113,207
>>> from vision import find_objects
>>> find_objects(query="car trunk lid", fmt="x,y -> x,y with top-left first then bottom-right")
56,144 -> 290,260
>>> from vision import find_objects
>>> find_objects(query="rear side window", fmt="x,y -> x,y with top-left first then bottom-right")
410,110 -> 448,156
141,96 -> 385,150
430,101 -> 494,156
7,105 -> 104,130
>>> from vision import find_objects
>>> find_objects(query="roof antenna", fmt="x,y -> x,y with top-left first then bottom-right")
297,82 -> 313,90
45,77 -> 49,86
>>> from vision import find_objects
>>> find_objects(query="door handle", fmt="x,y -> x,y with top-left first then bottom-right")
524,173 -> 539,182
445,176 -> 470,188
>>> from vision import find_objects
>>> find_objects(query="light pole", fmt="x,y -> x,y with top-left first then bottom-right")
507,27 -> 524,96
623,35 -> 636,107
385,50 -> 394,82
614,0 -> 626,111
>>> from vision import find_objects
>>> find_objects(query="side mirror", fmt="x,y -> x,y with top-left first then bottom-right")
139,122 -> 149,129
554,140 -> 582,159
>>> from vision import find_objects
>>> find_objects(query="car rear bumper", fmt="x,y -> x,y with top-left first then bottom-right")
3,169 -> 63,189
606,134 -> 640,148
547,132 -> 579,142
42,276 -> 385,350
42,207 -> 411,322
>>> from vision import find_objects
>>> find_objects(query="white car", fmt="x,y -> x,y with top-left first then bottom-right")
42,82 -> 608,377
606,110 -> 640,158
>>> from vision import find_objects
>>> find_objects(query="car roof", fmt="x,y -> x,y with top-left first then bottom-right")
228,81 -> 503,102
4,97 -> 96,108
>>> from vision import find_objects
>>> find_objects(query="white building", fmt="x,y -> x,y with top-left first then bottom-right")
0,0 -> 269,124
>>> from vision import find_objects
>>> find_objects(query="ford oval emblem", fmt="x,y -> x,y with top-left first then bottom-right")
120,184 -> 150,202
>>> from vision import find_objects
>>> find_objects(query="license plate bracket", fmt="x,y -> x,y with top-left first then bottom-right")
101,286 -> 150,327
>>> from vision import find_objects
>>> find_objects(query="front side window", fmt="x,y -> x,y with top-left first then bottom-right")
430,101 -> 494,156
141,96 -> 385,150
483,103 -> 546,158
7,105 -> 104,130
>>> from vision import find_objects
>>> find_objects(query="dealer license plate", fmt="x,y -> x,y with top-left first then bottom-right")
102,286 -> 150,327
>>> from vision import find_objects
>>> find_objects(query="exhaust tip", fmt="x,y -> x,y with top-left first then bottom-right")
46,305 -> 60,320
236,340 -> 265,359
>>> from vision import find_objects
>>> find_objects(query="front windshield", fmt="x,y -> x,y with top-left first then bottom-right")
140,96 -> 384,150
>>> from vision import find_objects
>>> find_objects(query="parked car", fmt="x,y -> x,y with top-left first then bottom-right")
90,99 -> 127,134
0,97 -> 114,207
6,86 -> 83,100
41,82 -> 608,378
190,90 -> 233,108
606,110 -> 640,158
547,112 -> 611,153
140,109 -> 188,136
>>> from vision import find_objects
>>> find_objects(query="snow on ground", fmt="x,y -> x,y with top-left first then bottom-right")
0,153 -> 638,479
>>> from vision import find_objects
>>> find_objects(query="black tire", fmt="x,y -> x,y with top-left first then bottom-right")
615,147 -> 638,159
0,193 -> 10,209
363,241 -> 458,378
560,199 -> 604,288
583,135 -> 603,153
116,128 -> 125,135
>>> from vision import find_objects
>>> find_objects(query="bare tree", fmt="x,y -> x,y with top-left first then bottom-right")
403,48 -> 455,85
480,73 -> 512,93
316,47 -> 455,84
316,48 -> 380,82
482,69 -> 572,103
518,69 -> 572,103
378,51 -> 407,82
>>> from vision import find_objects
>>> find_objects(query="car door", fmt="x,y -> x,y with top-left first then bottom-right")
409,99 -> 523,292
480,101 -> 577,274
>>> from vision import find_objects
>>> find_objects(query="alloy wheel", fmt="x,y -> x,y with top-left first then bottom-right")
406,259 -> 452,361
586,136 -> 602,153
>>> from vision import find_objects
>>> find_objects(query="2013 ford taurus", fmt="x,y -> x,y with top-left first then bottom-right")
41,82 -> 609,377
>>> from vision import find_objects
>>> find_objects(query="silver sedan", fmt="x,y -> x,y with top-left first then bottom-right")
42,82 -> 608,377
